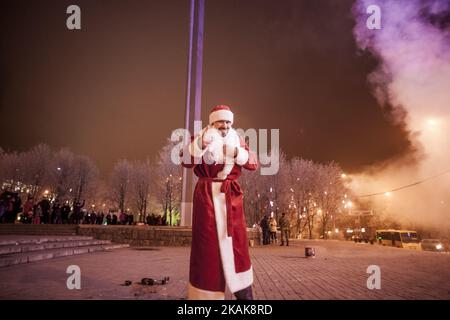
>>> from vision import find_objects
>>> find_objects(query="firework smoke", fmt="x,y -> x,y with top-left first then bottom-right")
351,0 -> 450,231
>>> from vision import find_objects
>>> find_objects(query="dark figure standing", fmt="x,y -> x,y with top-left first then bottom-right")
72,199 -> 85,224
260,215 -> 270,245
279,212 -> 290,246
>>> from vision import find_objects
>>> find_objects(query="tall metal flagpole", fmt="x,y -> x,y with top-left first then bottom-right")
181,0 -> 205,226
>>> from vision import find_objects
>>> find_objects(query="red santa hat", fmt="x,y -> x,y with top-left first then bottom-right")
209,105 -> 234,125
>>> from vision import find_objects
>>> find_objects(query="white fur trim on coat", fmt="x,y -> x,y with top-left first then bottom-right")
211,182 -> 253,294
188,283 -> 225,300
235,147 -> 249,166
209,109 -> 234,125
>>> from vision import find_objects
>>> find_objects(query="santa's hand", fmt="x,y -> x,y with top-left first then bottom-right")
201,131 -> 213,149
223,144 -> 238,158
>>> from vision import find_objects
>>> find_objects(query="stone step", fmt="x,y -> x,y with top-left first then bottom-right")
0,225 -> 79,236
0,236 -> 94,246
0,243 -> 130,268
0,239 -> 112,255
0,232 -> 77,236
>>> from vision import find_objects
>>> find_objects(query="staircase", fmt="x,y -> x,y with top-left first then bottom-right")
0,235 -> 129,268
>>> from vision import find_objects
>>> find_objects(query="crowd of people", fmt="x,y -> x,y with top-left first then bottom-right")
257,212 -> 291,246
0,190 -> 164,226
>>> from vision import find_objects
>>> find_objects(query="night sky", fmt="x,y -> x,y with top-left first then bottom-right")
0,0 -> 414,175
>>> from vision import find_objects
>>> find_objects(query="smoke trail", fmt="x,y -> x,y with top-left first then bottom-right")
351,0 -> 450,231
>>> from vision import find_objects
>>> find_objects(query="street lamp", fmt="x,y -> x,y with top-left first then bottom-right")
427,118 -> 437,127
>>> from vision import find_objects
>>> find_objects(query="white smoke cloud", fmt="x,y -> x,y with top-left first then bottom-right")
351,0 -> 450,231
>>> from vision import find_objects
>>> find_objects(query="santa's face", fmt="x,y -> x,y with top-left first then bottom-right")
213,120 -> 232,137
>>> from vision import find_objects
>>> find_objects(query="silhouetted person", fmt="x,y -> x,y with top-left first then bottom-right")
260,215 -> 270,245
72,199 -> 85,224
51,201 -> 61,224
38,197 -> 50,224
111,214 -> 118,225
61,202 -> 71,224
279,212 -> 290,246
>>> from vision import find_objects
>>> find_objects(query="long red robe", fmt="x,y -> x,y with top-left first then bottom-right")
181,133 -> 258,299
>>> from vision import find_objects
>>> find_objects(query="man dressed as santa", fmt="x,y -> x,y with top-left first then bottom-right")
180,105 -> 258,300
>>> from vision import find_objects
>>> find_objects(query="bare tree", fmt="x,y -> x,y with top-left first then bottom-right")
110,159 -> 131,213
130,159 -> 152,222
72,155 -> 99,202
91,179 -> 112,214
21,144 -> 53,199
315,162 -> 347,239
153,140 -> 182,225
289,158 -> 317,238
0,150 -> 24,191
51,148 -> 75,202
240,166 -> 262,226
264,152 -> 290,222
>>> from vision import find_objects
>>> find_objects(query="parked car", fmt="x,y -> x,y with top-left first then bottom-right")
421,239 -> 446,252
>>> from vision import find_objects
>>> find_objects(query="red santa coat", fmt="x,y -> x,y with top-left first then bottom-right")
181,132 -> 258,299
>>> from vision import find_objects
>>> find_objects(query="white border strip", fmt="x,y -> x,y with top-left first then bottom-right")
211,182 -> 253,294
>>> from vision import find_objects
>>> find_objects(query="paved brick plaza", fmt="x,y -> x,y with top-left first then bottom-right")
0,238 -> 449,300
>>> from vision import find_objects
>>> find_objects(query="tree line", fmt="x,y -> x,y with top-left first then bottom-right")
0,142 -> 182,225
1,143 -> 352,236
240,153 -> 351,239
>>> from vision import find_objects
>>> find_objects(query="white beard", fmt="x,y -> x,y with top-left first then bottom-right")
202,126 -> 241,180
